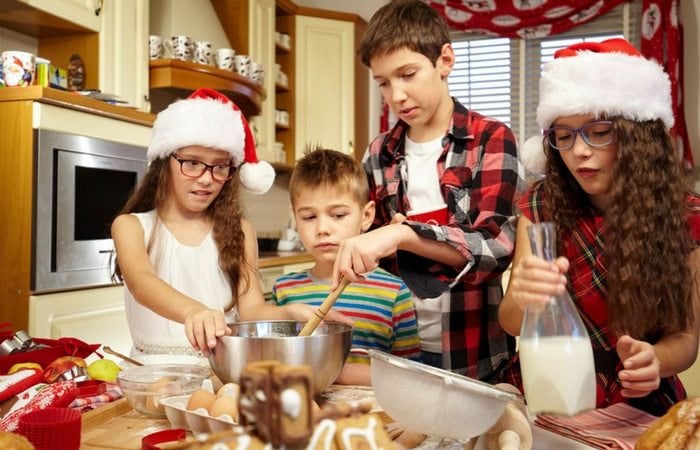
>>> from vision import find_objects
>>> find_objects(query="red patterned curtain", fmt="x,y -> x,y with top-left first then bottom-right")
425,0 -> 693,167
640,0 -> 693,168
426,0 -> 629,39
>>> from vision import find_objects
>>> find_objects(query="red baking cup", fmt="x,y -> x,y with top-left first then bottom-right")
17,407 -> 82,450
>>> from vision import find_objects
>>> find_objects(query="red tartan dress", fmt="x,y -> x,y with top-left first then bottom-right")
504,184 -> 700,416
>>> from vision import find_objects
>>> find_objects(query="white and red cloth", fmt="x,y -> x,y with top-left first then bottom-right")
0,381 -> 78,432
535,403 -> 658,450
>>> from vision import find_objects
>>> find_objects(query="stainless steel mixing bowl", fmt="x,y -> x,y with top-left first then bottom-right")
370,350 -> 516,440
209,320 -> 352,394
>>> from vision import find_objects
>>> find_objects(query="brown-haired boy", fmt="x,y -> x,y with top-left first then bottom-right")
273,148 -> 420,386
334,0 -> 523,382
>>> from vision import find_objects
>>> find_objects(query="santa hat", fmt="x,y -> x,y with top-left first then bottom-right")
537,38 -> 674,130
147,87 -> 275,194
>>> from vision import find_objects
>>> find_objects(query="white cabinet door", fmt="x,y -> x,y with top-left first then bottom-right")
247,0 -> 276,162
295,15 -> 354,159
18,0 -> 102,31
28,286 -> 133,356
99,0 -> 150,111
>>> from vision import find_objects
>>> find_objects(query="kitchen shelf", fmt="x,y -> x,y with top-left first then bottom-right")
148,59 -> 266,117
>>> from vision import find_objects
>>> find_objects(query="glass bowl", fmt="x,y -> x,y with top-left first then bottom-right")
116,364 -> 209,417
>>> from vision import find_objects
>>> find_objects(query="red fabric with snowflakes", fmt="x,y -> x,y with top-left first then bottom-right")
0,381 -> 78,432
426,0 -> 628,39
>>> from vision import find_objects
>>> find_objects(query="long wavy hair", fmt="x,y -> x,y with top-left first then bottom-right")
113,156 -> 251,311
540,117 -> 695,338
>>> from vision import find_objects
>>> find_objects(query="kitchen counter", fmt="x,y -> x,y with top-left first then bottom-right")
78,386 -> 596,450
258,251 -> 314,269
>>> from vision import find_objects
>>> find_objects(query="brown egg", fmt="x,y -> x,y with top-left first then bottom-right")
186,389 -> 216,411
216,382 -> 240,398
146,376 -> 175,412
209,395 -> 239,420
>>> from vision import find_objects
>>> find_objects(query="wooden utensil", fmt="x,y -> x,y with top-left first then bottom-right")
298,278 -> 351,337
102,346 -> 144,367
484,384 -> 533,450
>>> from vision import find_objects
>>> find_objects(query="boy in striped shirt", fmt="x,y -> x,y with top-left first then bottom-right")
272,148 -> 421,386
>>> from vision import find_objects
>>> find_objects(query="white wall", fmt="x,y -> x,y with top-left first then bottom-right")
149,0 -> 231,51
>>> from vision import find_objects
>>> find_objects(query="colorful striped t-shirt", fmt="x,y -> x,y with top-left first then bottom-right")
272,268 -> 421,364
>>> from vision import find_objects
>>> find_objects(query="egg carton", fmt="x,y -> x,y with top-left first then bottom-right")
161,394 -> 239,435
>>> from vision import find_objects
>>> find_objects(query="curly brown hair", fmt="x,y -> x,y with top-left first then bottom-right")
113,156 -> 251,311
540,118 -> 695,338
357,0 -> 450,68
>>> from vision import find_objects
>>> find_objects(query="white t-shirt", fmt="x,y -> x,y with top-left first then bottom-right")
404,136 -> 448,353
124,210 -> 237,355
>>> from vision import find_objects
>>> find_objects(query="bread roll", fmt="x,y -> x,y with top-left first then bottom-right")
635,397 -> 700,450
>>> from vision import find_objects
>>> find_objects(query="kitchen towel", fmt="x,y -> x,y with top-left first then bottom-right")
535,403 -> 657,450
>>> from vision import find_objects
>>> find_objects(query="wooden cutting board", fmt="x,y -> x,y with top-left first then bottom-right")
80,398 -> 171,449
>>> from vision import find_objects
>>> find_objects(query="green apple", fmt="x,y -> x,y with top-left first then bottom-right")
87,359 -> 121,382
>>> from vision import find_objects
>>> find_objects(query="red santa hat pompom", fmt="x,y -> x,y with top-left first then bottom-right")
147,87 -> 275,195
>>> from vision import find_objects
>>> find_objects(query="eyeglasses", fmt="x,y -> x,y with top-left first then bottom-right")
545,120 -> 615,151
171,155 -> 235,181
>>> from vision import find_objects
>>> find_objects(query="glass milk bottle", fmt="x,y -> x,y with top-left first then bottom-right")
519,222 -> 596,416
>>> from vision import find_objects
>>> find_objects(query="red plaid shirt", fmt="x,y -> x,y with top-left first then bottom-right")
507,185 -> 700,415
363,98 -> 522,381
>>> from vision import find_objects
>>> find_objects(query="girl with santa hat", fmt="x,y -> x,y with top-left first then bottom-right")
499,38 -> 700,415
112,88 -> 348,358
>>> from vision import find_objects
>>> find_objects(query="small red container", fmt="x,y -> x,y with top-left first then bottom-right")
18,407 -> 82,450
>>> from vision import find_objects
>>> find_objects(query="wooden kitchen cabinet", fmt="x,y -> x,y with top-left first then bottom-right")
0,0 -> 152,112
294,14 -> 354,159
8,0 -> 102,32
211,0 -> 368,166
99,0 -> 150,111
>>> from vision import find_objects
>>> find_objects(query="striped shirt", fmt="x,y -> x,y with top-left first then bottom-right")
272,268 -> 421,364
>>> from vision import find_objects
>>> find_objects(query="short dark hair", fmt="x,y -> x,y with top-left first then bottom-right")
358,0 -> 451,67
289,148 -> 369,207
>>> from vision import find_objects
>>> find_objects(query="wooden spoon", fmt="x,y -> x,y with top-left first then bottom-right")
298,278 -> 351,336
103,345 -> 144,367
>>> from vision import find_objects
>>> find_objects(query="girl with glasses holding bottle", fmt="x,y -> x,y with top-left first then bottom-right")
112,88 -> 349,358
499,39 -> 700,415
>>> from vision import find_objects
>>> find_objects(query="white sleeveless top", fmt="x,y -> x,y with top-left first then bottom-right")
124,210 -> 238,355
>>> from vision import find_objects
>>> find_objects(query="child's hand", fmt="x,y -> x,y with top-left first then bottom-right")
616,335 -> 661,398
185,308 -> 231,357
508,255 -> 569,311
332,224 -> 407,287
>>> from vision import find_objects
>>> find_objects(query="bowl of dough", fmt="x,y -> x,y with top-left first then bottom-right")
116,364 -> 210,418
369,350 -> 516,440
209,320 -> 352,395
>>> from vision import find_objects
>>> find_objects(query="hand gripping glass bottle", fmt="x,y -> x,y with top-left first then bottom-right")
518,222 -> 596,416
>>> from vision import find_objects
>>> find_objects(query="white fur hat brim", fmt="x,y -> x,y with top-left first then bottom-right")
537,51 -> 674,130
147,89 -> 275,195
148,97 -> 246,165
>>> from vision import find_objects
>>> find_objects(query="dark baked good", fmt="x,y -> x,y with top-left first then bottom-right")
635,397 -> 700,450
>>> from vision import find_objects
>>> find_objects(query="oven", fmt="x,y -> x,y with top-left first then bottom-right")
33,129 -> 148,292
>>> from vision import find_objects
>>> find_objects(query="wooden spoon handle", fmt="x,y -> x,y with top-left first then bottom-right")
103,345 -> 144,366
298,278 -> 351,336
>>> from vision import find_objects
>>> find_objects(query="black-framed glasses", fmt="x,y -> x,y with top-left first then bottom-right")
545,120 -> 615,151
171,155 -> 235,181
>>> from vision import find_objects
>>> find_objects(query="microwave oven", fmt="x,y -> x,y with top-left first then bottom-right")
33,129 -> 148,292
